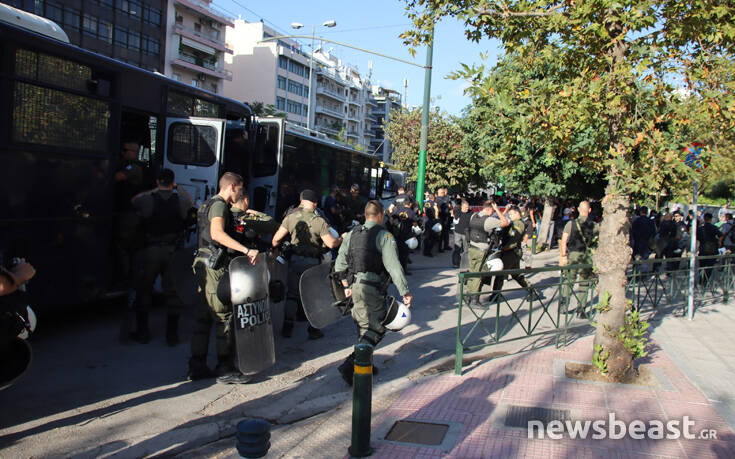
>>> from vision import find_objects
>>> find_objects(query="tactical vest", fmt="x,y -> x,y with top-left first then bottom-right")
468,213 -> 490,243
347,225 -> 386,276
502,219 -> 525,251
568,218 -> 595,253
143,192 -> 183,244
454,211 -> 472,236
393,193 -> 411,208
197,195 -> 230,251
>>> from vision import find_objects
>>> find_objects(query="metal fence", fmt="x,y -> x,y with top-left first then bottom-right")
454,253 -> 735,375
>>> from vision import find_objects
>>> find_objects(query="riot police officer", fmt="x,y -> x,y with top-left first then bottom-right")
559,201 -> 598,318
334,200 -> 412,385
466,200 -> 509,302
271,189 -> 342,340
436,187 -> 453,252
387,186 -> 415,215
489,206 -> 539,299
130,168 -> 192,345
188,172 -> 259,384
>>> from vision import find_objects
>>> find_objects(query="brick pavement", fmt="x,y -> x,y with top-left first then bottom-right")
360,336 -> 735,459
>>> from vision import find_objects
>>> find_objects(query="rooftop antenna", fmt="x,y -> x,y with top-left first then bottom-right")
403,78 -> 408,109
368,60 -> 373,80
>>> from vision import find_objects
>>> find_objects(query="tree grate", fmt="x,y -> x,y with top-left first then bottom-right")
384,420 -> 449,445
504,405 -> 572,429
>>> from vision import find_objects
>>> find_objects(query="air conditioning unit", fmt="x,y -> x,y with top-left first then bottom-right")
197,73 -> 206,81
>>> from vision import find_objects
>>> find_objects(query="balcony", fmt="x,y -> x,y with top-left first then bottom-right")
346,131 -> 359,138
315,123 -> 340,135
172,52 -> 233,80
174,0 -> 234,27
347,112 -> 360,122
174,23 -> 230,54
348,98 -> 360,106
315,104 -> 344,119
316,85 -> 346,102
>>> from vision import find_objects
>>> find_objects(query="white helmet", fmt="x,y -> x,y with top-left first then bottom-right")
486,253 -> 504,272
383,296 -> 411,331
412,225 -> 423,235
432,222 -> 442,233
405,237 -> 419,250
17,306 -> 37,340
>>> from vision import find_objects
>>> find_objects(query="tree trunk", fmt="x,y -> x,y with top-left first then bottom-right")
593,187 -> 633,380
538,197 -> 556,249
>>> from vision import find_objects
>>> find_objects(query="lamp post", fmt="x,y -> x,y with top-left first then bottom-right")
290,20 -> 336,131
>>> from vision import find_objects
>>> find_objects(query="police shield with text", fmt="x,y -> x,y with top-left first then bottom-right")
333,200 -> 413,386
188,172 -> 262,384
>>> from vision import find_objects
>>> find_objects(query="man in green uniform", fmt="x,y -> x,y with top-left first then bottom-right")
465,200 -> 509,303
559,200 -> 598,318
490,206 -> 539,299
271,189 -> 342,339
334,200 -> 412,385
130,168 -> 193,345
188,172 -> 259,384
113,141 -> 145,287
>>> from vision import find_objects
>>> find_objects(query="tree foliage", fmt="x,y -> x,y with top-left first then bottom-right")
385,107 -> 482,191
401,0 -> 735,381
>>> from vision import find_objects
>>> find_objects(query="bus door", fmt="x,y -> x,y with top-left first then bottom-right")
163,118 -> 225,207
249,117 -> 283,216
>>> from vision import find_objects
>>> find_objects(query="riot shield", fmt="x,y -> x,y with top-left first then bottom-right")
299,262 -> 352,329
0,338 -> 32,391
229,256 -> 275,376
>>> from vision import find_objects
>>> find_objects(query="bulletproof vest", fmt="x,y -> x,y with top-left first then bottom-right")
454,211 -> 472,235
568,217 -> 595,253
144,192 -> 183,243
347,225 -> 386,276
502,219 -> 525,250
468,213 -> 490,243
197,195 -> 229,251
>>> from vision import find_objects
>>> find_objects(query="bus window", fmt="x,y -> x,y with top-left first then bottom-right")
223,122 -> 250,178
252,123 -> 278,177
167,122 -> 217,166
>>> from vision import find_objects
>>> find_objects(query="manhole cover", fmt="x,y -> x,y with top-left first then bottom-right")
504,405 -> 571,429
385,420 -> 449,445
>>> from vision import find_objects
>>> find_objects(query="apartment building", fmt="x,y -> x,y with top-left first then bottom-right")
7,0 -> 166,72
164,0 -> 233,94
223,20 -> 310,127
369,86 -> 402,164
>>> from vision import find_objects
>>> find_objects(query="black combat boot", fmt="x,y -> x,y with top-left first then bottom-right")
282,319 -> 294,338
338,356 -> 354,386
130,311 -> 150,344
307,325 -> 324,340
215,359 -> 252,384
166,314 -> 180,347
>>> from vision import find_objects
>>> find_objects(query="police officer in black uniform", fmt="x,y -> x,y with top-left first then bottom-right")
130,168 -> 192,345
436,187 -> 453,252
452,199 -> 472,268
188,172 -> 259,384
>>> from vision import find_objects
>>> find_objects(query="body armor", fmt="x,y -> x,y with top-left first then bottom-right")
568,218 -> 595,253
143,192 -> 183,244
347,225 -> 386,276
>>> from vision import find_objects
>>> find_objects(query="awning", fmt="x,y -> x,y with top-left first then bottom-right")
181,36 -> 216,56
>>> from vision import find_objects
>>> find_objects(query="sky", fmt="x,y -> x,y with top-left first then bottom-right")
215,0 -> 502,116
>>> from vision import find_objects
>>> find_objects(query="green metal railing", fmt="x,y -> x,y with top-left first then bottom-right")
455,253 -> 735,375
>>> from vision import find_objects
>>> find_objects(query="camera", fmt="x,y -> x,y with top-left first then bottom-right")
276,241 -> 294,265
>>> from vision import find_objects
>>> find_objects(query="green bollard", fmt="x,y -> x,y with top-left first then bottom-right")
532,234 -> 537,255
349,343 -> 373,457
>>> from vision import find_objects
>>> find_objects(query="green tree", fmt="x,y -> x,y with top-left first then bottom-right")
386,107 -> 481,191
246,101 -> 286,118
402,0 -> 735,381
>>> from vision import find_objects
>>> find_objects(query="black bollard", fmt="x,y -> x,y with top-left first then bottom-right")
348,343 -> 373,457
235,418 -> 270,458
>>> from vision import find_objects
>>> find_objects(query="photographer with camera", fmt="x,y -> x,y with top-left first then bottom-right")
188,172 -> 258,384
271,189 -> 342,340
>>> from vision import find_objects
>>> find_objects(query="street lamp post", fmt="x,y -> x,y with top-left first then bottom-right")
290,20 -> 336,131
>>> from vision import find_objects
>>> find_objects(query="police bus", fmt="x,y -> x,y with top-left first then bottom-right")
0,6 -> 387,307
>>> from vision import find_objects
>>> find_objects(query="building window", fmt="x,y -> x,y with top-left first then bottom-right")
286,100 -> 302,115
99,20 -> 112,44
303,86 -> 308,98
64,7 -> 80,30
114,26 -> 128,46
210,83 -> 218,93
143,5 -> 161,26
44,1 -> 63,23
277,76 -> 286,90
289,60 -> 305,77
82,14 -> 97,37
172,73 -> 181,81
278,56 -> 288,70
276,96 -> 285,110
128,30 -> 140,51
142,35 -> 160,56
175,14 -> 183,24
287,80 -> 302,96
